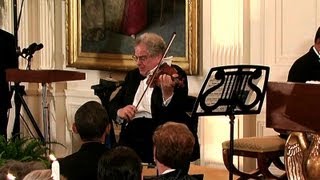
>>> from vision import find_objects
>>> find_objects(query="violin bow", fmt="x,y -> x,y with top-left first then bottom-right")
136,32 -> 177,108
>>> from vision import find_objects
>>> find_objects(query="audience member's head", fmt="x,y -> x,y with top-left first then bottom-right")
153,122 -> 195,170
97,146 -> 142,180
23,169 -> 67,180
0,160 -> 46,179
73,101 -> 110,142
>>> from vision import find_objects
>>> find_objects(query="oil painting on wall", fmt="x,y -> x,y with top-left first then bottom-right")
66,0 -> 199,74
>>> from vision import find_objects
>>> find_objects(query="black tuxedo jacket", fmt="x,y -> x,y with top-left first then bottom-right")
109,64 -> 189,124
288,46 -> 320,82
109,65 -> 200,162
0,29 -> 18,109
58,142 -> 108,180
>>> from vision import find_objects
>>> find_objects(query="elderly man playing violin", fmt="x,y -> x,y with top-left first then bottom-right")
108,32 -> 196,165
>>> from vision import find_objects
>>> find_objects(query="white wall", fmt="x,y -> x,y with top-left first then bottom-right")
1,0 -> 318,170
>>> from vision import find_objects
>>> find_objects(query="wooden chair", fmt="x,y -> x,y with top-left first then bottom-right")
222,135 -> 286,179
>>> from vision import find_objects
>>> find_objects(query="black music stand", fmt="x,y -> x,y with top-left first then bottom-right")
192,65 -> 269,180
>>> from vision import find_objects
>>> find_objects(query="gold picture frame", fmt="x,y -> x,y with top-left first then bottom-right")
66,0 -> 199,75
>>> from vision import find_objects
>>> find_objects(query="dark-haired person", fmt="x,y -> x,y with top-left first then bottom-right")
108,32 -> 199,164
0,29 -> 18,139
152,122 -> 197,180
98,146 -> 142,180
59,101 -> 111,180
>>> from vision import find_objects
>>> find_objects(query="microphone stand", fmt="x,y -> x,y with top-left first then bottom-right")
13,0 -> 24,46
11,0 -> 21,138
10,0 -> 45,142
13,0 -> 18,43
26,54 -> 33,70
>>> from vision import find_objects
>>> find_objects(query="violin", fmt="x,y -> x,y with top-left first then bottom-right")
146,63 -> 185,88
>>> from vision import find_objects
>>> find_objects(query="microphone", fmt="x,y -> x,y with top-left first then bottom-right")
21,43 -> 44,57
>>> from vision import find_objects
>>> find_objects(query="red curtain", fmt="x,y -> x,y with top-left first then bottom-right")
121,0 -> 148,36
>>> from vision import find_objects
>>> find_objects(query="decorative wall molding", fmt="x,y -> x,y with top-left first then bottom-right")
199,0 -> 244,167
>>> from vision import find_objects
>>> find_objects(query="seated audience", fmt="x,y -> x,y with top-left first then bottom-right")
0,160 -> 46,179
152,122 -> 197,180
59,101 -> 111,180
97,146 -> 142,180
23,169 -> 67,180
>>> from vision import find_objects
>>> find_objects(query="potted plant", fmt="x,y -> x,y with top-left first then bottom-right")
0,135 -> 51,167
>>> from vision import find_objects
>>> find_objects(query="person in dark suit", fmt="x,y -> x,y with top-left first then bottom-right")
0,29 -> 18,139
288,26 -> 320,83
282,27 -> 320,178
97,146 -> 142,180
59,101 -> 111,180
152,122 -> 197,180
276,26 -> 320,139
108,32 -> 199,163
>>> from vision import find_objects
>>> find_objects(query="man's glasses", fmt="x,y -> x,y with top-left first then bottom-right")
132,55 -> 149,62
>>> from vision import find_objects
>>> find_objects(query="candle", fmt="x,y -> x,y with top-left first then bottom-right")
49,154 -> 60,180
7,173 -> 15,180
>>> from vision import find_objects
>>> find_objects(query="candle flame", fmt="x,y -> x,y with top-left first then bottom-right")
7,173 -> 16,180
49,154 -> 57,161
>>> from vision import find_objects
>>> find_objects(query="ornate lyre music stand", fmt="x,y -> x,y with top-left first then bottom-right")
192,65 -> 269,180
6,69 -> 85,143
